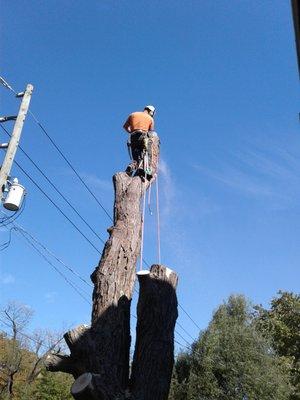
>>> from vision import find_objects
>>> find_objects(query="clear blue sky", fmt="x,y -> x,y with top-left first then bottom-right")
0,1 -> 299,348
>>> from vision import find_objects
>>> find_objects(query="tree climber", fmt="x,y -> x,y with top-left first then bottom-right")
123,105 -> 156,177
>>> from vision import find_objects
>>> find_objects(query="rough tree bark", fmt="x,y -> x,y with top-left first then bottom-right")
47,136 -> 179,400
131,265 -> 178,400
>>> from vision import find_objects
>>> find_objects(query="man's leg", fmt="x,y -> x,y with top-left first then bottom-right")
125,131 -> 144,176
125,146 -> 140,176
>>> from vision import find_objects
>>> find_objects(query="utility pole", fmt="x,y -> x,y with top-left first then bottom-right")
0,83 -> 33,197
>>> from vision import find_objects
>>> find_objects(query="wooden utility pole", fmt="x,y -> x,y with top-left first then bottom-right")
0,84 -> 33,196
47,134 -> 178,400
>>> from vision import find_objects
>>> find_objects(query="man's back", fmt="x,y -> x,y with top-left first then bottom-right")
126,111 -> 154,132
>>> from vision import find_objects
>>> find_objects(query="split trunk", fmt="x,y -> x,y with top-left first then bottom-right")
47,136 -> 178,399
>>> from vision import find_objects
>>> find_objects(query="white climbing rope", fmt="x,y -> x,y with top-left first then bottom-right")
140,180 -> 147,271
155,173 -> 161,264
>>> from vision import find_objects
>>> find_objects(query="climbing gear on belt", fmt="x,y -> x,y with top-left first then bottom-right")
127,140 -> 132,160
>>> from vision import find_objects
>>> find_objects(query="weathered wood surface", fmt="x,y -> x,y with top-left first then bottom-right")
130,265 -> 178,400
47,162 -> 179,400
47,173 -> 145,393
89,172 -> 145,390
149,133 -> 160,178
71,372 -> 115,400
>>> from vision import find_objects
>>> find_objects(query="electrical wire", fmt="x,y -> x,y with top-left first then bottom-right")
28,111 -> 113,222
174,339 -> 193,353
2,219 -> 196,347
3,218 -> 196,346
178,304 -> 202,331
0,197 -> 26,228
0,320 -> 65,352
4,219 -> 196,346
175,329 -> 193,346
2,221 -> 137,330
176,321 -> 197,342
0,227 -> 14,251
2,219 -> 140,329
1,324 -> 194,360
0,123 -> 150,267
5,218 -> 92,289
0,76 -> 202,335
0,123 -> 106,246
13,159 -> 102,254
8,224 -> 92,305
0,210 -> 17,224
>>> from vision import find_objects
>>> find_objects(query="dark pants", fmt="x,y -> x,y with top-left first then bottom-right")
126,131 -> 148,175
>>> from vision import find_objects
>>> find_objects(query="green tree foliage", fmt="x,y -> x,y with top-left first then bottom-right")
255,291 -> 300,400
0,301 -> 73,399
170,295 -> 292,400
0,334 -> 73,400
31,371 -> 73,400
169,351 -> 192,400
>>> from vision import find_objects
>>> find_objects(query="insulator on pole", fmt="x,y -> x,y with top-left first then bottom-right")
0,116 -> 17,122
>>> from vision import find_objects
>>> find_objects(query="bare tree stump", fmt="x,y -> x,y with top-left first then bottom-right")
71,373 -> 98,400
131,265 -> 178,400
45,353 -> 75,375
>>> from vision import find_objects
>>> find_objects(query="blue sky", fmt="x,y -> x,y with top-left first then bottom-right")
0,1 -> 299,348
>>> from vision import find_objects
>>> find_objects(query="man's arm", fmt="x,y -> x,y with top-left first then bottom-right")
150,118 -> 154,131
123,116 -> 132,133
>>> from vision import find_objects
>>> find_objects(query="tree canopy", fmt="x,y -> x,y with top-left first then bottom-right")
255,291 -> 300,400
170,294 -> 293,400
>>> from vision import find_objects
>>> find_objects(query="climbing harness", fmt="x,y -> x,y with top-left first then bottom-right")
127,139 -> 132,160
127,131 -> 154,179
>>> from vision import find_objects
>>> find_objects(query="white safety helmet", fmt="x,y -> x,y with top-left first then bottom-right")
144,105 -> 156,117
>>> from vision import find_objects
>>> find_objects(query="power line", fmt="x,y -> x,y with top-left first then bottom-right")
176,321 -> 197,342
0,123 -> 106,246
3,219 -> 196,347
175,329 -> 193,346
0,319 -> 65,352
174,339 -> 191,351
4,218 -> 92,289
178,304 -> 202,331
5,218 -> 197,346
0,227 -> 14,251
0,197 -> 26,228
1,325 -> 193,365
2,220 -> 137,335
21,119 -> 150,268
6,223 -> 92,305
0,76 -> 202,335
11,143 -> 199,337
2,219 -> 140,334
13,158 -> 102,254
28,111 -> 113,222
0,122 -> 150,268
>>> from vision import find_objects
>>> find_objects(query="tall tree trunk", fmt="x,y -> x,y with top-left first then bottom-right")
47,134 -> 179,400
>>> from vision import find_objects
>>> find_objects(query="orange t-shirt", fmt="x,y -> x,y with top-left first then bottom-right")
125,111 -> 154,132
